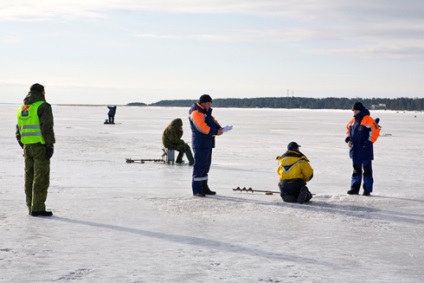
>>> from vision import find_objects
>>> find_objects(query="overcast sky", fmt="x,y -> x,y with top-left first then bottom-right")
1,0 -> 424,105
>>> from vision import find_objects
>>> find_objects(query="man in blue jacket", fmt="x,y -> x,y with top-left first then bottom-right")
188,94 -> 223,197
345,102 -> 380,196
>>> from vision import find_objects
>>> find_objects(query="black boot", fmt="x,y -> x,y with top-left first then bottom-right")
185,149 -> 194,166
297,187 -> 307,204
31,210 -> 53,217
305,187 -> 313,202
202,181 -> 216,195
347,189 -> 359,195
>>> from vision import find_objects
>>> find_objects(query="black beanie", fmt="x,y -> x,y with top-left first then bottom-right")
199,94 -> 212,103
352,102 -> 365,111
287,141 -> 301,151
30,83 -> 45,93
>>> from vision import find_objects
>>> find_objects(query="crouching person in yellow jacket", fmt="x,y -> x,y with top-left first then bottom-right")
277,142 -> 313,204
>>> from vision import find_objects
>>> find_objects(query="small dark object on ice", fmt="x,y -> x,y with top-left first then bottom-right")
233,187 -> 279,195
126,158 -> 163,164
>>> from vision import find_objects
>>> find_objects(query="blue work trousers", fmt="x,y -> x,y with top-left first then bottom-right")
351,159 -> 373,193
192,147 -> 213,195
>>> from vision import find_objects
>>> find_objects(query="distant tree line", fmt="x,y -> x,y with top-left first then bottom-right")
127,102 -> 147,106
129,97 -> 424,111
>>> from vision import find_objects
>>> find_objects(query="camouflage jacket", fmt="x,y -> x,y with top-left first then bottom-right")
162,118 -> 186,149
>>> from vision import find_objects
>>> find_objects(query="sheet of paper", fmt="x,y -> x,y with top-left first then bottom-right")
222,125 -> 233,132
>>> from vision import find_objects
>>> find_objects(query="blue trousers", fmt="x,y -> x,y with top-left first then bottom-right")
192,147 -> 213,194
351,159 -> 373,193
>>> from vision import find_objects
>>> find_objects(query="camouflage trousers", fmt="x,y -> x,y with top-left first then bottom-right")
168,142 -> 190,153
23,144 -> 50,212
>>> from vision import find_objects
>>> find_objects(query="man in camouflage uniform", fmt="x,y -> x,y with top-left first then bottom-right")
16,83 -> 55,216
162,118 -> 194,165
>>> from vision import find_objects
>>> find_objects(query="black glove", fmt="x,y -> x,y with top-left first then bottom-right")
345,137 -> 351,143
363,140 -> 372,149
46,146 -> 54,160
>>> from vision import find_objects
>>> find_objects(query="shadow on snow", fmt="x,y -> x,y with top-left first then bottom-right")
48,216 -> 333,268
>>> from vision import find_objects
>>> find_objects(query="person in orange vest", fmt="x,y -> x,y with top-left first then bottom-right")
188,94 -> 224,197
345,102 -> 380,196
16,83 -> 55,216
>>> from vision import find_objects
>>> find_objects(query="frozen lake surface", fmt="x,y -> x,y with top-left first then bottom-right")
1,104 -> 423,282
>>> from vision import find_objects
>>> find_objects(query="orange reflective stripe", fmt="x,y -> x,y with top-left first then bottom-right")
346,118 -> 354,137
191,110 -> 210,134
362,116 -> 380,143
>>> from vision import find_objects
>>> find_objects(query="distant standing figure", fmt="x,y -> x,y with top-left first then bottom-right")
107,105 -> 117,124
16,83 -> 55,216
345,102 -> 380,196
189,94 -> 224,197
162,118 -> 194,165
277,142 -> 314,204
375,117 -> 382,130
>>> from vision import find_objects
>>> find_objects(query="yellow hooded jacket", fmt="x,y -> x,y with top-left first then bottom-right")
277,150 -> 314,182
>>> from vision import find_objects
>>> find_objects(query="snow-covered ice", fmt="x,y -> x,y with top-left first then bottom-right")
1,104 -> 423,282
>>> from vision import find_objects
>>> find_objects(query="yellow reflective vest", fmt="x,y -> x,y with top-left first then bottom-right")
277,150 -> 314,182
17,101 -> 46,145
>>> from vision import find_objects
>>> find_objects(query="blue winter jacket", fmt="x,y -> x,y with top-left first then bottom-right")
189,103 -> 221,149
108,106 -> 117,116
346,109 -> 374,160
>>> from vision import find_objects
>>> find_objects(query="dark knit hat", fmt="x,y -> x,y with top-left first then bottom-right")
30,83 -> 45,93
352,102 -> 365,111
287,141 -> 301,151
199,94 -> 212,103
